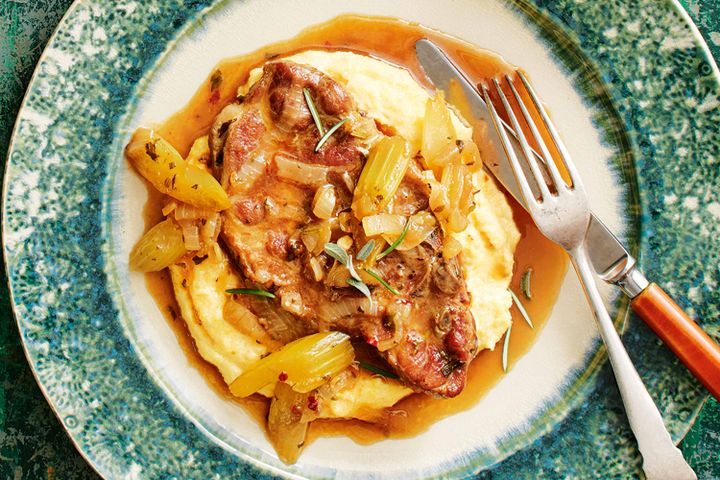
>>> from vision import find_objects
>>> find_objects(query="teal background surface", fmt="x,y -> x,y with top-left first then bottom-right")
0,0 -> 717,478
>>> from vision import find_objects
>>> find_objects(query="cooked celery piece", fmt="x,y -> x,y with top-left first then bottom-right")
229,331 -> 354,397
129,218 -> 187,272
421,92 -> 456,165
352,136 -> 411,218
125,128 -> 230,210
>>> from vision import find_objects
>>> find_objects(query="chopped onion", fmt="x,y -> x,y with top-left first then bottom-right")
300,222 -> 332,255
275,152 -> 331,187
280,289 -> 304,316
179,220 -> 201,251
312,185 -> 337,219
341,171 -> 355,192
162,201 -> 177,216
309,257 -> 325,282
347,111 -> 382,153
200,213 -> 221,246
362,214 -> 405,237
337,235 -> 353,251
174,202 -> 215,220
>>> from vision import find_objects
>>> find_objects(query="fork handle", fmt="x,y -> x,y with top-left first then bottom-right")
570,247 -> 696,480
632,283 -> 720,400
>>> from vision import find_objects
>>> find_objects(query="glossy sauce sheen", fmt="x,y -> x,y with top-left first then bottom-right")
144,15 -> 568,445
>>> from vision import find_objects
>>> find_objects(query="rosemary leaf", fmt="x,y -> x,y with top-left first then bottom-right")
303,87 -> 325,135
509,289 -> 534,329
315,118 -> 348,152
502,322 -> 512,372
225,288 -> 276,299
377,219 -> 410,260
356,239 -> 376,261
364,268 -> 399,295
358,361 -> 399,379
520,267 -> 533,300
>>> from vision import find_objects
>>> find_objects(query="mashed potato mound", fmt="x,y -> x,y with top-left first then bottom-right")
171,50 -> 519,419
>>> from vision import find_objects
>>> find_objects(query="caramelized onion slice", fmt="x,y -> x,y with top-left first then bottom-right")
129,218 -> 187,272
275,153 -> 331,187
267,382 -> 316,464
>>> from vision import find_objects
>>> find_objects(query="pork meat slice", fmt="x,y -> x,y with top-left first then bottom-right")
212,60 -> 478,397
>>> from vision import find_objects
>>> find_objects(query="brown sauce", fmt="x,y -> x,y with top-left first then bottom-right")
143,14 -> 568,446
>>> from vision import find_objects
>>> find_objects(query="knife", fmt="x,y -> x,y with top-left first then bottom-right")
416,39 -> 720,400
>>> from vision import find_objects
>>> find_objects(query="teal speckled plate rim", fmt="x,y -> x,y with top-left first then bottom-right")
3,0 -> 719,478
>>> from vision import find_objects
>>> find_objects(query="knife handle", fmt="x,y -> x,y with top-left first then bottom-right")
631,283 -> 720,400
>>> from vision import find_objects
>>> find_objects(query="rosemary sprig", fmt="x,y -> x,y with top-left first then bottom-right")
356,239 -> 376,261
225,288 -> 276,299
377,219 -> 410,260
520,267 -> 533,300
363,268 -> 399,295
315,118 -> 348,152
509,289 -> 533,329
502,322 -> 512,372
358,361 -> 399,379
303,87 -> 325,135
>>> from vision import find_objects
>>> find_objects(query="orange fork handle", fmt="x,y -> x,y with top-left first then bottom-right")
632,283 -> 720,401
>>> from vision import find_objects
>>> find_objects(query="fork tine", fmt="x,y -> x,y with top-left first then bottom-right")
481,84 -> 538,207
517,71 -> 584,190
505,74 -> 566,191
491,78 -> 552,200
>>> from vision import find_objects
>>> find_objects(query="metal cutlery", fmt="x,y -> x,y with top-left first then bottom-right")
415,39 -> 720,401
481,72 -> 696,480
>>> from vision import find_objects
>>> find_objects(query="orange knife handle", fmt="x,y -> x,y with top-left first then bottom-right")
631,282 -> 720,400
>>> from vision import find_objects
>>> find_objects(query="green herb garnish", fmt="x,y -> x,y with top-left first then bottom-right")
315,118 -> 348,152
347,278 -> 372,301
303,87 -> 325,135
502,322 -> 512,372
358,361 -> 399,379
364,268 -> 399,295
225,288 -> 276,299
377,219 -> 410,260
509,289 -> 533,328
356,240 -> 376,261
520,267 -> 533,300
324,242 -> 362,282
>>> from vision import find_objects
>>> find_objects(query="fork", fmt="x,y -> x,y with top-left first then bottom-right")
482,73 -> 696,480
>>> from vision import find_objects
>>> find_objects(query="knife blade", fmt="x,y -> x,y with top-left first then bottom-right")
415,38 -> 648,298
